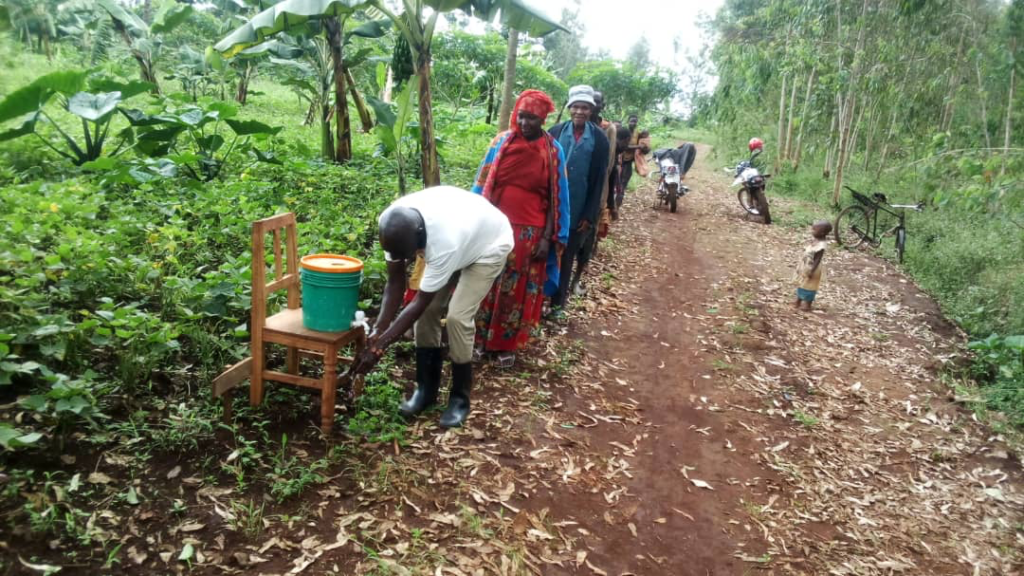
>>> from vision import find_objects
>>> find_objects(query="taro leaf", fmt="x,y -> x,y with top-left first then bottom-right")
0,112 -> 40,142
207,101 -> 239,119
88,78 -> 156,99
177,108 -> 213,127
67,91 -> 122,122
366,95 -> 395,128
150,3 -> 194,35
225,118 -> 281,136
33,70 -> 91,97
0,70 -> 88,123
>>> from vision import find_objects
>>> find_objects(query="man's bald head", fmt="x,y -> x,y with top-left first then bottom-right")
379,206 -> 425,260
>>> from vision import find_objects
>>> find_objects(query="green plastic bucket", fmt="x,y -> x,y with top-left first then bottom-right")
300,254 -> 364,332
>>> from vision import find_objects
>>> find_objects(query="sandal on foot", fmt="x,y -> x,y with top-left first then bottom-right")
495,353 -> 515,370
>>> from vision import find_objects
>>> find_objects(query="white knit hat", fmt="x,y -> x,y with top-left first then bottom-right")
566,85 -> 596,107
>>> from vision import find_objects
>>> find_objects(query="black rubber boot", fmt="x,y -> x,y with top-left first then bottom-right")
399,348 -> 442,418
439,362 -> 472,428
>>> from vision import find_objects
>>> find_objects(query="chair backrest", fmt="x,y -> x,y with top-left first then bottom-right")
252,213 -> 300,325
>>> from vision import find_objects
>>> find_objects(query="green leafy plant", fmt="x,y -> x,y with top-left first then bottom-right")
968,334 -> 1024,427
121,99 -> 282,181
0,70 -> 152,165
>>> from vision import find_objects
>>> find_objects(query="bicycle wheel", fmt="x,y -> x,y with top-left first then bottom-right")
738,188 -> 758,215
835,205 -> 870,248
895,227 -> 906,263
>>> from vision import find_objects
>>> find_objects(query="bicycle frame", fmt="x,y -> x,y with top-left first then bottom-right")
856,199 -> 906,247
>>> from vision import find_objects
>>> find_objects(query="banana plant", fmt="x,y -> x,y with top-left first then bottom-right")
97,0 -> 194,94
367,76 -> 416,194
0,70 -> 153,165
215,0 -> 564,180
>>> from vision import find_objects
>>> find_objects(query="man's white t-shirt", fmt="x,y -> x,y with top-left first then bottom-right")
380,186 -> 513,293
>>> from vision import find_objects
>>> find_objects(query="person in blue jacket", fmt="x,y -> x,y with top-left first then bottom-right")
545,85 -> 610,315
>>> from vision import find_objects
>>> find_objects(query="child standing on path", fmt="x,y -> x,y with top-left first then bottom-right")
794,220 -> 832,310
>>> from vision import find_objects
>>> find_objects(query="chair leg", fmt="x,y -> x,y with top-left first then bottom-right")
251,341 -> 265,407
321,353 -> 338,436
286,346 -> 299,374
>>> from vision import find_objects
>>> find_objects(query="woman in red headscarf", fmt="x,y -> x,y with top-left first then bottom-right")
471,90 -> 571,368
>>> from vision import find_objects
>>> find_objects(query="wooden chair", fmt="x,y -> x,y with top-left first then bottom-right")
213,213 -> 365,436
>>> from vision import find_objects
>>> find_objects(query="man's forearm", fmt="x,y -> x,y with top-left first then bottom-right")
372,270 -> 406,335
373,291 -> 433,351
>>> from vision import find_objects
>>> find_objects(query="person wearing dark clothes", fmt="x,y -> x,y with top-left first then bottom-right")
546,85 -> 610,315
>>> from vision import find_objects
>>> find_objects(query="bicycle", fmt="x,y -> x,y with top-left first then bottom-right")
833,186 -> 924,264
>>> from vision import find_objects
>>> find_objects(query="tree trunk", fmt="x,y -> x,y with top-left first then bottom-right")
417,49 -> 441,187
941,26 -> 967,132
784,75 -> 798,161
235,62 -> 253,104
346,67 -> 374,133
793,67 -> 816,170
497,28 -> 520,132
875,108 -> 898,181
43,31 -> 52,62
863,99 -> 881,170
1002,63 -> 1015,177
823,98 -> 839,179
832,94 -> 855,204
775,72 -> 787,173
321,100 -> 335,161
846,99 -> 865,170
975,57 -> 991,150
326,17 -> 351,164
485,84 -> 495,124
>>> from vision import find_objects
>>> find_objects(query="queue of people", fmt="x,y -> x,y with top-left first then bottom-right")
349,85 -> 649,428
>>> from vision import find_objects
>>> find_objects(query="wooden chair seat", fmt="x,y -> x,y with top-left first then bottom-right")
212,213 -> 364,437
264,308 -> 363,348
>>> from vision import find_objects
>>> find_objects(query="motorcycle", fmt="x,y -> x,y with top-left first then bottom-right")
651,143 -> 696,213
726,150 -> 772,224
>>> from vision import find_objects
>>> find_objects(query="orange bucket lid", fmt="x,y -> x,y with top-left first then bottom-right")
301,254 -> 364,273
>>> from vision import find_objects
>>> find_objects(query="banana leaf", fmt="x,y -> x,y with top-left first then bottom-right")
423,0 -> 565,37
214,0 -> 372,58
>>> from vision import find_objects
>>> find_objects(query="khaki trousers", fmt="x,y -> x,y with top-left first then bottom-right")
414,259 -> 505,364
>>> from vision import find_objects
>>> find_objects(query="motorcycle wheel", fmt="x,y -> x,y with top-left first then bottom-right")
738,188 -> 759,215
754,186 -> 772,224
670,196 -> 678,213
